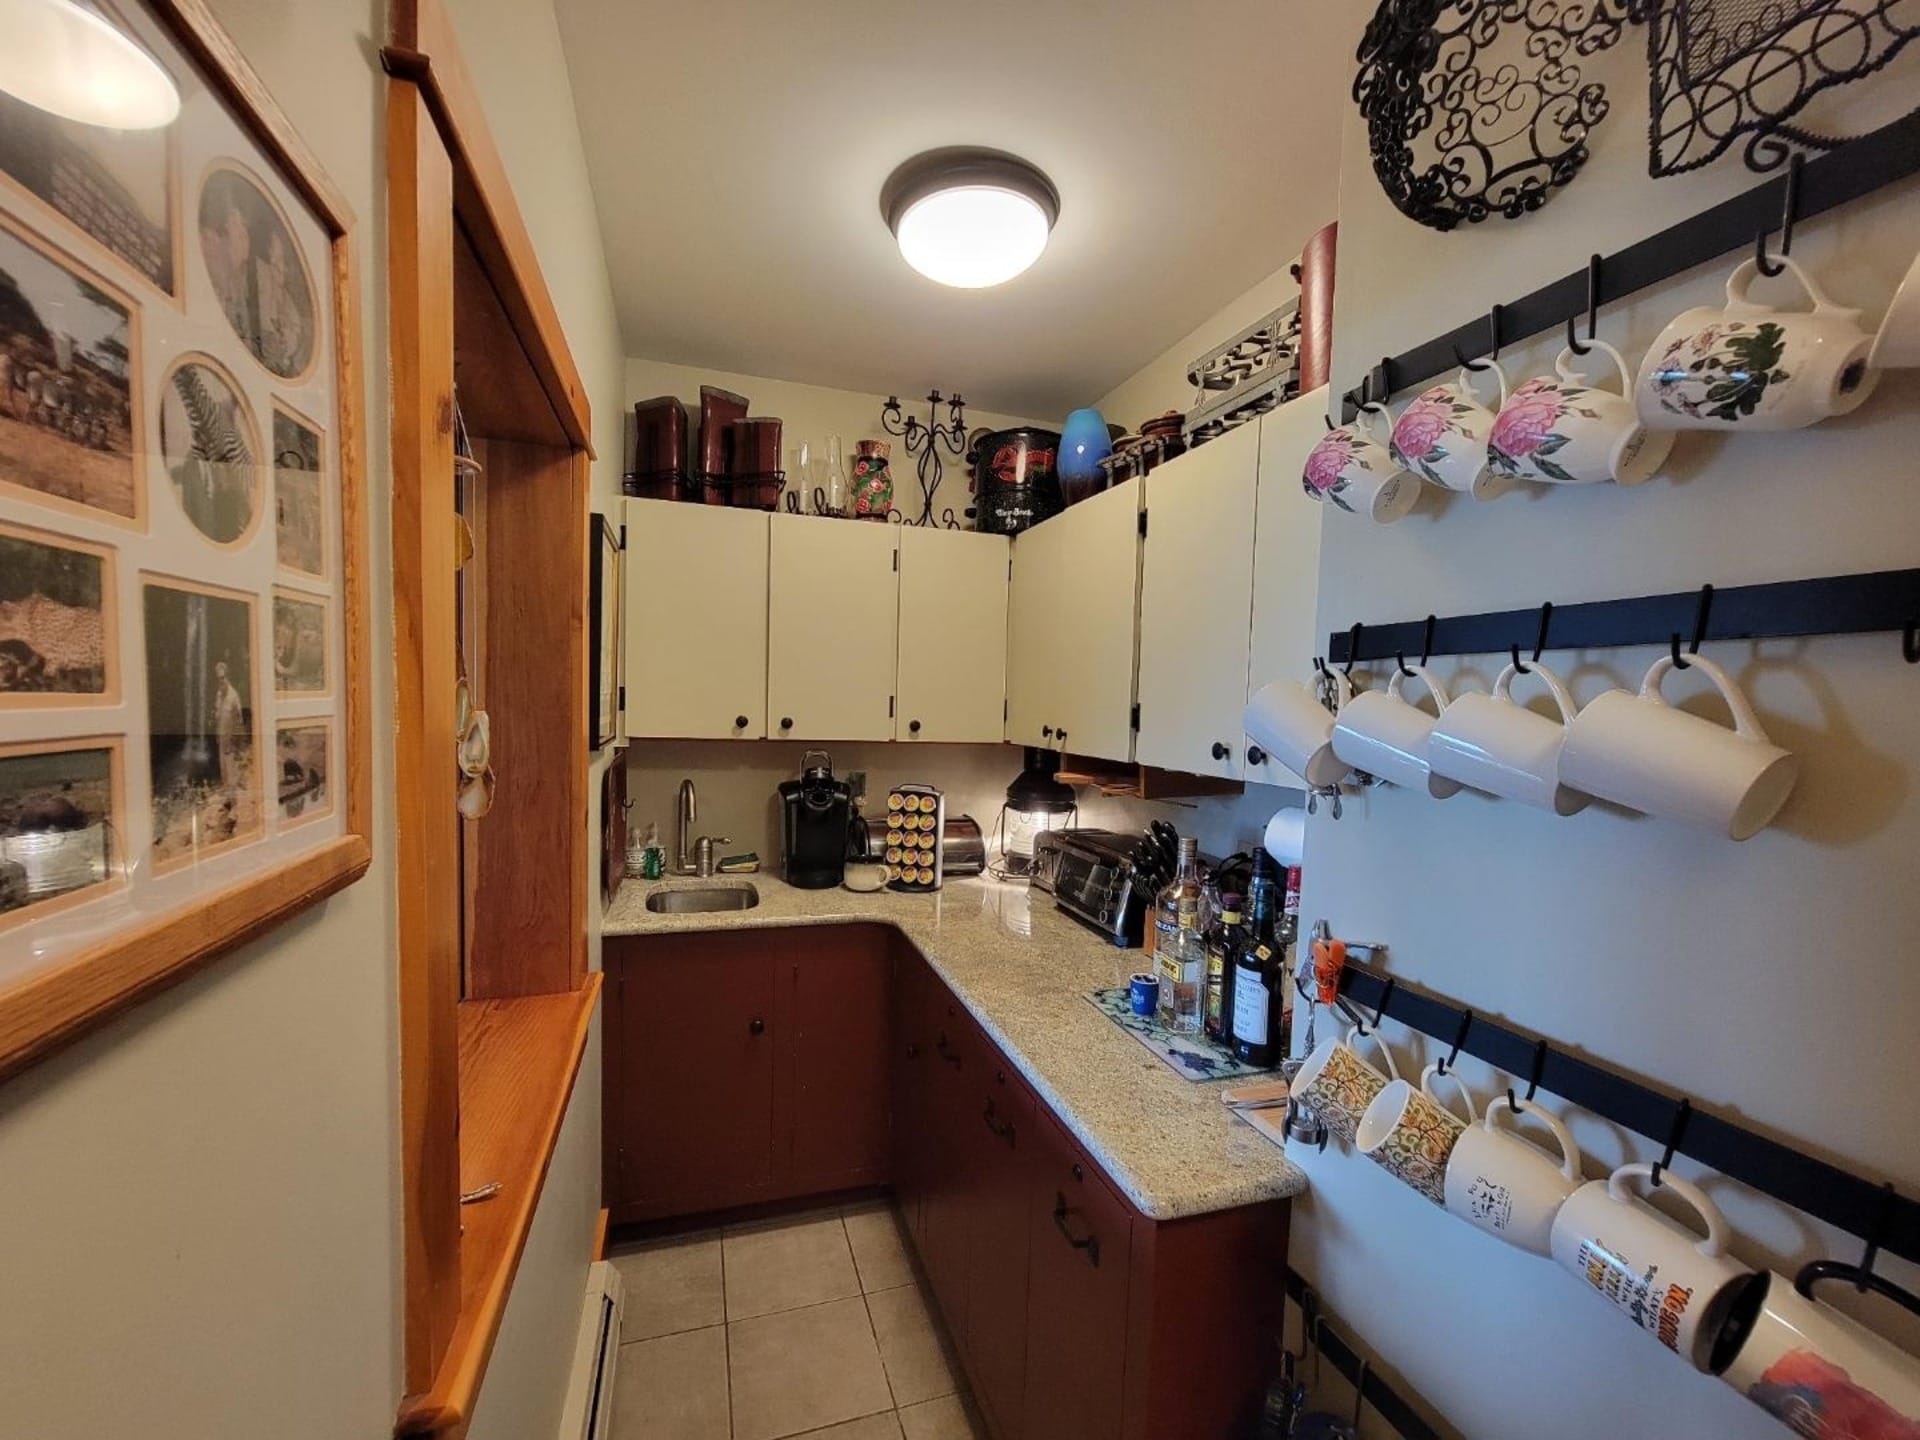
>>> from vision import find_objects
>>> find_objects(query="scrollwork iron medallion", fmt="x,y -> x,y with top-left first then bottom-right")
1354,0 -> 1635,231
1639,0 -> 1920,176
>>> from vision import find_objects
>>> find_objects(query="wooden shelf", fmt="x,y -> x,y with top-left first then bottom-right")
1056,753 -> 1245,801
395,973 -> 602,1438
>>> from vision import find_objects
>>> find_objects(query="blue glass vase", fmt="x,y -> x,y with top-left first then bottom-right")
1058,407 -> 1112,503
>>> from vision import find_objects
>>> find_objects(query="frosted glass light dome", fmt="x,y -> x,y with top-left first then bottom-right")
882,149 -> 1060,291
0,0 -> 180,130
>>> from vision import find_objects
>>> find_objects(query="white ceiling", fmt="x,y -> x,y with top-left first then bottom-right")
554,0 -> 1353,419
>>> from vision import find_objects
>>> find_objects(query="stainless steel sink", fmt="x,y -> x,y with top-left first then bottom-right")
645,884 -> 760,914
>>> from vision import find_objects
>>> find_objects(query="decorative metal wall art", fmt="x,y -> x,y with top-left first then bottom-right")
1354,0 -> 1636,231
1182,302 -> 1300,446
880,389 -> 970,526
1640,0 -> 1920,175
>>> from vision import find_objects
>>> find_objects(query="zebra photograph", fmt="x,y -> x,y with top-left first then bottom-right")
158,353 -> 259,546
0,216 -> 139,523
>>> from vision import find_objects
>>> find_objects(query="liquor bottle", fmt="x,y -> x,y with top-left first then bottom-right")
1231,852 -> 1285,1066
1153,836 -> 1206,1033
1203,894 -> 1244,1042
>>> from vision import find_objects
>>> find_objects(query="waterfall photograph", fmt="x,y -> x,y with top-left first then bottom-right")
142,577 -> 260,872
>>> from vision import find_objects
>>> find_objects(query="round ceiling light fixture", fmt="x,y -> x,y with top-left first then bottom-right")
0,0 -> 180,131
881,148 -> 1059,289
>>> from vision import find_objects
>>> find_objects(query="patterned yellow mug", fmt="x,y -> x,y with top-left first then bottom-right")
1355,1066 -> 1473,1204
1291,1027 -> 1401,1144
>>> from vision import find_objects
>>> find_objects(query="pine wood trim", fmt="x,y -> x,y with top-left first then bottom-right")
383,0 -> 593,454
395,976 -> 603,1440
0,0 -> 374,1084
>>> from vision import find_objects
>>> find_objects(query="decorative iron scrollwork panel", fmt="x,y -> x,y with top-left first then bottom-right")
1355,0 -> 1636,232
1641,0 -> 1920,176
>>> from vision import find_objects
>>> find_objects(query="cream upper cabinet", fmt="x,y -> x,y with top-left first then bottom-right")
1006,476 -> 1142,763
766,514 -> 900,741
1135,424 -> 1261,779
623,499 -> 769,740
1242,389 -> 1329,789
894,527 -> 1009,742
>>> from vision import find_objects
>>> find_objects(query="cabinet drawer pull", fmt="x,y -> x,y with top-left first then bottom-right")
749,1017 -> 765,1036
981,1100 -> 1016,1145
734,715 -> 749,730
1052,1192 -> 1101,1266
905,1042 -> 920,1059
935,1035 -> 962,1068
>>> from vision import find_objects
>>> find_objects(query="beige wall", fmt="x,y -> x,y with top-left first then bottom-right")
0,3 -> 627,1438
0,3 -> 404,1437
1294,15 -> 1920,1440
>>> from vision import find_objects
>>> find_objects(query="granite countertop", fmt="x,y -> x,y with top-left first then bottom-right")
603,872 -> 1309,1221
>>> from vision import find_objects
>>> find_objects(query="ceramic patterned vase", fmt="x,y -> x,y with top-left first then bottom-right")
851,439 -> 893,520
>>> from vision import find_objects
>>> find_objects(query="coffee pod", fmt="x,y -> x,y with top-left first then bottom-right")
1721,1265 -> 1920,1436
1550,1162 -> 1767,1373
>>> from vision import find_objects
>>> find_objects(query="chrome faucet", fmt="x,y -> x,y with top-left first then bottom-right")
674,778 -> 729,877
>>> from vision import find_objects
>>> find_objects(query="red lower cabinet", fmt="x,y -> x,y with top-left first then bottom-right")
965,1063 -> 1036,1440
1023,1107 -> 1132,1440
919,997 -> 982,1345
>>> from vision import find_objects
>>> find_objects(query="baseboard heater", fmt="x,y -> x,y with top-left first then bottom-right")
558,1260 -> 625,1440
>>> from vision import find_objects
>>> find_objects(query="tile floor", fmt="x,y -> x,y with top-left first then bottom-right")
609,1199 -> 989,1440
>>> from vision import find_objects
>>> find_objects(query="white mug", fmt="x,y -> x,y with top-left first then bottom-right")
1443,1093 -> 1583,1257
1301,403 -> 1421,524
1723,1268 -> 1920,1435
1558,653 -> 1799,840
1487,341 -> 1673,487
1637,255 -> 1879,431
1331,664 -> 1462,799
1427,659 -> 1592,815
1389,362 -> 1516,500
1551,1162 -> 1767,1373
1244,669 -> 1353,789
1870,244 -> 1920,371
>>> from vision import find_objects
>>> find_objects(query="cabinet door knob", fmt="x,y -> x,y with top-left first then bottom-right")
1056,729 -> 1067,743
1041,725 -> 1053,738
749,1017 -> 765,1036
1211,741 -> 1231,761
1246,744 -> 1267,766
779,717 -> 793,731
734,714 -> 749,730
909,719 -> 922,735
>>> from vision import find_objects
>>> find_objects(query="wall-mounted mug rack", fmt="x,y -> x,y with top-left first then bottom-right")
1326,958 -> 1920,1273
1284,1270 -> 1448,1440
1337,104 -> 1920,420
1323,567 -> 1920,671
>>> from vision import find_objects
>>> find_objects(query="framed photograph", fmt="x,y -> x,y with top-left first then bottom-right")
588,510 -> 622,749
0,0 -> 370,1083
0,520 -> 118,704
0,211 -> 144,527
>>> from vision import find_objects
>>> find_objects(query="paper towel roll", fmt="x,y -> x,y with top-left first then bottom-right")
1264,807 -> 1306,867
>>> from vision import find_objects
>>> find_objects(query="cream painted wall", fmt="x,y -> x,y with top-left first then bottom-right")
440,1 -> 626,1436
1290,16 -> 1920,1440
0,3 -> 403,1437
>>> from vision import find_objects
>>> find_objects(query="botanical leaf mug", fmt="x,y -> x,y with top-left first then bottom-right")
1300,402 -> 1420,524
1389,362 -> 1516,501
1636,255 -> 1879,431
1291,1025 -> 1401,1145
1488,340 -> 1673,487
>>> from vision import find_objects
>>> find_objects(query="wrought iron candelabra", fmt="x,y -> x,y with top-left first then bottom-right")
881,389 -> 969,527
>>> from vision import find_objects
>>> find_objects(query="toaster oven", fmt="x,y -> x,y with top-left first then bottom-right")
1036,830 -> 1149,948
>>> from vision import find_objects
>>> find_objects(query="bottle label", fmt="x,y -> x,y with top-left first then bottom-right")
1232,970 -> 1270,1046
1157,950 -> 1201,985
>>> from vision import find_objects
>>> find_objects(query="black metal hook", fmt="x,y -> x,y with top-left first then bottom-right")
1794,1184 -> 1912,1311
1513,601 -> 1554,674
1650,1097 -> 1693,1189
1755,151 -> 1805,278
1419,614 -> 1436,669
1904,623 -> 1919,663
1858,1181 -> 1897,1291
1524,1039 -> 1549,1102
1366,977 -> 1397,1034
1454,304 -> 1504,369
1343,623 -> 1363,679
1437,1010 -> 1473,1075
1566,254 -> 1602,355
1671,584 -> 1714,670
1396,652 -> 1413,679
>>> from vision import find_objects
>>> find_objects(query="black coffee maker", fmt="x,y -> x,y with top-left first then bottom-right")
779,750 -> 851,889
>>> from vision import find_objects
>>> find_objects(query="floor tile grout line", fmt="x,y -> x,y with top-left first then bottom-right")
721,1231 -> 735,1440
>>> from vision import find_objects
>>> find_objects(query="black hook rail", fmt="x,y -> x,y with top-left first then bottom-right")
1284,1270 -> 1450,1440
1325,568 -> 1920,668
1339,105 -> 1920,419
1332,960 -> 1920,1271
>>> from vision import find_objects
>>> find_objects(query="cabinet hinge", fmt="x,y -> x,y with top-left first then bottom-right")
618,684 -> 626,710
1004,696 -> 1009,722
889,695 -> 896,719
892,549 -> 899,572
1131,702 -> 1141,731
1138,509 -> 1149,538
618,522 -> 627,549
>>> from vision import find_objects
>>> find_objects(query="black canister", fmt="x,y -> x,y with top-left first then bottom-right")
778,750 -> 851,889
970,427 -> 1063,536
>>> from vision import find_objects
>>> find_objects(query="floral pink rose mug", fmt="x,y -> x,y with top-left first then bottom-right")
1390,361 -> 1515,500
1300,402 -> 1419,524
1635,254 -> 1879,431
1488,340 -> 1674,487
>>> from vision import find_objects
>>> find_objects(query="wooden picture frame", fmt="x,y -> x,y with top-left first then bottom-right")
588,510 -> 622,750
0,0 -> 372,1082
